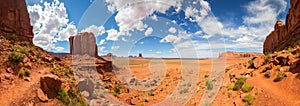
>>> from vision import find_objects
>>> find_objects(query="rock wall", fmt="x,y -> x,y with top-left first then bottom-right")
263,0 -> 300,54
0,0 -> 33,42
69,32 -> 98,56
219,51 -> 263,59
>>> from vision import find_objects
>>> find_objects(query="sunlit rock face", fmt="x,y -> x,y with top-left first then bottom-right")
69,32 -> 98,56
0,0 -> 33,42
263,0 -> 300,54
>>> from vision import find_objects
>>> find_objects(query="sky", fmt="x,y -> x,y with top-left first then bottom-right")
25,0 -> 290,58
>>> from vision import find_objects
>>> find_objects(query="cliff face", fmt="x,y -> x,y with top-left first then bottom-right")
263,0 -> 300,54
69,32 -> 98,56
218,51 -> 263,59
0,0 -> 33,42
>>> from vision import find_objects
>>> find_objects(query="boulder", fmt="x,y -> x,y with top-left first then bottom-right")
40,75 -> 62,99
263,0 -> 300,54
0,0 -> 33,42
253,55 -> 265,69
37,88 -> 48,102
69,32 -> 98,57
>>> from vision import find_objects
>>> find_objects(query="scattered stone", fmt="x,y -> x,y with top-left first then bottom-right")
37,88 -> 48,102
253,55 -> 265,68
24,77 -> 31,82
40,74 -> 62,99
6,68 -> 13,73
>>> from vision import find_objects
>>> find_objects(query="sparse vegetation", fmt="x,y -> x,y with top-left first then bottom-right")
21,41 -> 29,46
206,80 -> 213,90
287,46 -> 293,52
227,84 -> 234,90
57,88 -> 87,106
18,69 -> 25,78
8,52 -> 24,64
113,84 -> 121,96
148,90 -> 154,96
233,77 -> 247,91
20,48 -> 29,56
9,34 -> 18,41
242,93 -> 254,105
264,70 -> 271,78
179,88 -> 189,94
296,53 -> 300,58
242,83 -> 253,92
274,72 -> 285,82
264,54 -> 271,64
24,68 -> 30,76
228,91 -> 232,98
248,60 -> 254,69
204,74 -> 209,78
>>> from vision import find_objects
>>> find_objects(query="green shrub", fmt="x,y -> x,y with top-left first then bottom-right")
204,74 -> 209,78
9,34 -> 18,41
57,88 -> 87,106
24,68 -> 30,76
113,85 -> 121,96
20,48 -> 29,56
179,88 -> 189,94
227,84 -> 234,90
19,69 -> 25,78
264,54 -> 271,64
242,94 -> 254,105
248,60 -> 254,69
296,53 -> 300,58
287,46 -> 293,52
206,80 -> 213,90
228,91 -> 232,98
242,83 -> 254,92
8,52 -> 24,64
21,41 -> 29,46
233,77 -> 247,91
274,72 -> 285,82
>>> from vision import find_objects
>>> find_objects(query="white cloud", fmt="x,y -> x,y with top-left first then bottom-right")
99,46 -> 106,51
111,46 -> 120,50
151,15 -> 158,21
58,23 -> 77,41
80,25 -> 105,36
106,29 -> 119,41
156,51 -> 162,54
105,0 -> 181,37
55,46 -> 64,51
140,42 -> 144,44
168,27 -> 177,33
160,34 -> 180,43
121,37 -> 128,42
99,39 -> 106,45
145,27 -> 153,36
27,0 -> 76,50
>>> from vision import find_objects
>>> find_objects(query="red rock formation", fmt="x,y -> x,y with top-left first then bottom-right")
219,51 -> 263,59
69,32 -> 98,56
138,53 -> 143,58
0,0 -> 33,42
263,0 -> 300,54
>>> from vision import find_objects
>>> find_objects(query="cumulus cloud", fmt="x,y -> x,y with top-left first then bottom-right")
55,46 -> 64,51
145,27 -> 153,36
106,29 -> 119,41
111,46 -> 120,50
168,27 -> 177,33
105,0 -> 181,37
80,25 -> 105,36
27,0 -> 76,50
99,39 -> 106,45
160,34 -> 180,43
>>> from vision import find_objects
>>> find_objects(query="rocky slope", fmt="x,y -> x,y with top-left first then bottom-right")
0,0 -> 33,42
263,0 -> 300,54
219,51 -> 263,59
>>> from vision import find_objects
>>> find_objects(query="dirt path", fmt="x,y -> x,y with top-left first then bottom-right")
248,75 -> 300,106
0,67 -> 49,106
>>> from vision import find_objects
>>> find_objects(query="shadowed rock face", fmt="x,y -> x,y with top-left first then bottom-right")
0,0 -> 33,42
69,32 -> 98,56
263,0 -> 300,54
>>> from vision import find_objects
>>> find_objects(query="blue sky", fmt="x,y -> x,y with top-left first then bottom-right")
25,0 -> 289,58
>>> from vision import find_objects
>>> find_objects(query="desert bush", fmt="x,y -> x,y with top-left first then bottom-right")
24,68 -> 30,76
8,52 -> 24,64
233,77 -> 247,91
9,34 -> 18,41
296,53 -> 300,58
227,84 -> 234,90
243,94 -> 254,105
206,80 -> 213,90
204,74 -> 209,78
21,41 -> 29,46
228,91 -> 232,98
242,83 -> 254,92
274,72 -> 285,82
20,48 -> 29,56
248,60 -> 254,69
57,88 -> 87,106
287,46 -> 293,52
113,85 -> 121,96
179,88 -> 189,94
264,54 -> 271,64
18,69 -> 25,78
264,70 -> 271,78
148,90 -> 154,96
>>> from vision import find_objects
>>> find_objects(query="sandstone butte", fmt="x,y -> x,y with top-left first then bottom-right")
263,0 -> 300,54
69,32 -> 98,57
0,0 -> 33,42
